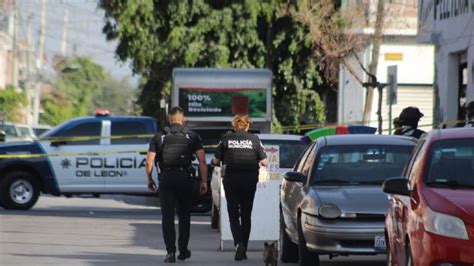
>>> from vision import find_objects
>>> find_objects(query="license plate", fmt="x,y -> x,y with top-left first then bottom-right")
374,235 -> 386,252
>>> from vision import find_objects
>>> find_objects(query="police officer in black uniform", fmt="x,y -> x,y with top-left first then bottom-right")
465,101 -> 474,127
146,107 -> 208,263
394,106 -> 426,139
212,115 -> 268,261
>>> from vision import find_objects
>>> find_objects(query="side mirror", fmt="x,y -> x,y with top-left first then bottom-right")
284,171 -> 306,183
383,177 -> 411,196
0,130 -> 5,142
51,140 -> 68,147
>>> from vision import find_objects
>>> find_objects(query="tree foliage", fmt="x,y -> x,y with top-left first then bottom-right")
54,57 -> 109,117
0,85 -> 28,123
40,56 -> 136,125
100,0 -> 328,129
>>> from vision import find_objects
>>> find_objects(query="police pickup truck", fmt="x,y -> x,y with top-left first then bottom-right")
0,112 -> 211,211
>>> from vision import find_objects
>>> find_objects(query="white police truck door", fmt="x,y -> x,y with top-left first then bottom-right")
101,120 -> 151,193
40,121 -> 106,193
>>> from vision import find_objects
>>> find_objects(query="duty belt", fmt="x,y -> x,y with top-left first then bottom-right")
161,166 -> 192,172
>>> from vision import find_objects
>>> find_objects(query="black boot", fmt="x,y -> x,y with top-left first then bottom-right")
164,252 -> 176,263
234,243 -> 246,261
178,249 -> 191,261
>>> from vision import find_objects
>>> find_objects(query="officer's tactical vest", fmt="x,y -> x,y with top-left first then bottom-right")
223,132 -> 259,171
159,126 -> 192,168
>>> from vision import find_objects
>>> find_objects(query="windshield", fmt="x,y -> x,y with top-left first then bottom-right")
311,145 -> 413,185
261,139 -> 307,168
425,139 -> 474,188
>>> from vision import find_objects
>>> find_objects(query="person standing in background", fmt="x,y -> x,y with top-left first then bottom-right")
394,106 -> 426,139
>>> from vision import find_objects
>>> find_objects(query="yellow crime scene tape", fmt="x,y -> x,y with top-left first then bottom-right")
0,118 -> 468,159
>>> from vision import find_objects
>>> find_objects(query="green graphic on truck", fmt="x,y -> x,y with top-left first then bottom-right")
178,88 -> 267,118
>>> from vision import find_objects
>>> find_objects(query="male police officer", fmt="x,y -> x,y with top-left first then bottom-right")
212,115 -> 268,261
465,101 -> 474,127
146,107 -> 208,263
394,106 -> 426,139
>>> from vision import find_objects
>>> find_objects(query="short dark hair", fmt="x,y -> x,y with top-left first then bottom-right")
168,106 -> 184,116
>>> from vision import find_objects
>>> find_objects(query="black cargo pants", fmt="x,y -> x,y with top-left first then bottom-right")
159,168 -> 194,253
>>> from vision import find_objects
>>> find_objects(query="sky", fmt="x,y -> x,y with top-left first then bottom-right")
18,0 -> 138,86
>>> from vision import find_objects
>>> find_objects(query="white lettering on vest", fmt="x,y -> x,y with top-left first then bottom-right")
228,140 -> 253,149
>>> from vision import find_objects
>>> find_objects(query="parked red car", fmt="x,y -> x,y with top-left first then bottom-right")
383,128 -> 474,266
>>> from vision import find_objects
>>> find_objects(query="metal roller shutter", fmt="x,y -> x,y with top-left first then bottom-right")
369,85 -> 434,133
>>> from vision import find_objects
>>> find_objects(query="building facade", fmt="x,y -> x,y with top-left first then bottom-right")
418,0 -> 474,128
339,0 -> 435,132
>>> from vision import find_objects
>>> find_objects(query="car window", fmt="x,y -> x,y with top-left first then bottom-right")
3,125 -> 18,137
310,145 -> 414,186
111,121 -> 149,145
18,127 -> 32,137
403,139 -> 425,179
261,139 -> 307,168
54,122 -> 101,145
425,139 -> 474,188
295,143 -> 316,172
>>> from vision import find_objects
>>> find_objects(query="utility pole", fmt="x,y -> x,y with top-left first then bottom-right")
25,0 -> 34,125
11,0 -> 18,88
33,0 -> 46,126
362,0 -> 385,124
61,9 -> 69,56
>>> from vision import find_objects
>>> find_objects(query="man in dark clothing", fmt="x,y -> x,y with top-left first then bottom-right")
394,106 -> 426,139
145,106 -> 208,263
212,115 -> 268,261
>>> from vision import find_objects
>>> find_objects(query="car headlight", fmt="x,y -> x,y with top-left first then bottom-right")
424,207 -> 468,240
318,204 -> 341,219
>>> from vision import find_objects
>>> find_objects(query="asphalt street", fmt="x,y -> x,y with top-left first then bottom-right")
0,195 -> 385,265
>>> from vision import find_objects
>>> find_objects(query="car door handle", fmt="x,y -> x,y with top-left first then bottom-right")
139,151 -> 147,155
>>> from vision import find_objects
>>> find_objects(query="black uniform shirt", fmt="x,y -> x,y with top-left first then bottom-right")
148,124 -> 203,158
215,130 -> 267,170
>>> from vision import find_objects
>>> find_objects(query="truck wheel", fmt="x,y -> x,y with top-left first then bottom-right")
211,203 -> 219,229
297,216 -> 320,266
280,211 -> 298,263
0,171 -> 40,210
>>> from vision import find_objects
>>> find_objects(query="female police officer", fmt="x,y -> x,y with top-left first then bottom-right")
212,115 -> 268,261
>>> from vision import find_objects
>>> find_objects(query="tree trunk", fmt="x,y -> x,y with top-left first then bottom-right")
362,0 -> 385,124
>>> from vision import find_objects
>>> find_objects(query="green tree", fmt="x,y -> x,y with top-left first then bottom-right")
41,56 -> 137,125
0,85 -> 28,123
54,57 -> 109,117
40,90 -> 75,126
91,77 -> 135,114
100,1 -> 327,130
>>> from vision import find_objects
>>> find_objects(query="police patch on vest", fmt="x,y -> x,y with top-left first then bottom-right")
228,140 -> 253,149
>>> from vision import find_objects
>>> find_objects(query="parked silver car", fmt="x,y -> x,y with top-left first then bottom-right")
280,134 -> 416,266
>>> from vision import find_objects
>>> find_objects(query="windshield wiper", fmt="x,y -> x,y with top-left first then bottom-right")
357,180 -> 384,185
426,180 -> 474,189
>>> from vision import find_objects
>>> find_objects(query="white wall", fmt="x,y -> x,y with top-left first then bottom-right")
376,44 -> 434,84
338,39 -> 434,126
418,1 -> 474,127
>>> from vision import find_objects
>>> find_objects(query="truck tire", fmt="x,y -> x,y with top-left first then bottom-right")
297,216 -> 320,266
211,203 -> 219,229
0,171 -> 40,210
280,211 -> 298,263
